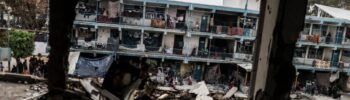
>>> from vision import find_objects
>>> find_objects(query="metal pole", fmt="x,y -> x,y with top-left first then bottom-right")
7,28 -> 10,72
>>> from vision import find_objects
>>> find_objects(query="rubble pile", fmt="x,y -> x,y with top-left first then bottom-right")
0,81 -> 47,100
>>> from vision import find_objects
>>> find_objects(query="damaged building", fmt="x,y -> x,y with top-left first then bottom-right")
67,0 -> 350,99
70,0 -> 258,99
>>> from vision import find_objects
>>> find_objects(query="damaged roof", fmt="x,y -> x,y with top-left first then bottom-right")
315,4 -> 350,21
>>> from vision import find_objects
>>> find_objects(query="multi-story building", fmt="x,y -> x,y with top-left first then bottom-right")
69,0 -> 350,96
70,0 -> 259,95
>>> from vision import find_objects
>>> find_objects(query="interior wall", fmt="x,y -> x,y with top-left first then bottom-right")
168,7 -> 178,17
328,25 -> 337,41
188,11 -> 209,30
323,48 -> 333,61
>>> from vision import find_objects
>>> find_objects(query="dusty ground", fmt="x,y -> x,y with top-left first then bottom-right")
0,81 -> 47,100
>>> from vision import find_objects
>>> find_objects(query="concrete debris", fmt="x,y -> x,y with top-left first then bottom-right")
223,86 -> 238,98
189,81 -> 210,95
157,93 -> 169,99
0,81 -> 47,100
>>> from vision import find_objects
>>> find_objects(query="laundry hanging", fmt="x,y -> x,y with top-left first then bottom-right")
73,55 -> 114,77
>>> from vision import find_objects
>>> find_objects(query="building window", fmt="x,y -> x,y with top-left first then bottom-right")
236,40 -> 253,54
308,47 -> 323,59
294,46 -> 306,58
301,23 -> 310,35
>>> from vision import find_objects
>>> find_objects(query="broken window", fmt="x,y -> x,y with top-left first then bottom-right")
121,3 -> 143,26
197,37 -> 208,57
120,30 -> 141,49
75,0 -> 97,21
96,0 -> 121,23
236,40 -> 253,54
308,47 -> 323,59
146,6 -> 166,28
173,35 -> 184,55
143,31 -> 163,52
209,39 -> 234,60
212,13 -> 242,35
72,25 -> 97,49
294,46 -> 307,58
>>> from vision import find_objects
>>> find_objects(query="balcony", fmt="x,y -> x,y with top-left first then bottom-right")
292,57 -> 350,72
234,53 -> 253,61
71,38 -> 119,52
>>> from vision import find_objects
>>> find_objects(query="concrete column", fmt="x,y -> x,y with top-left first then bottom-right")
342,27 -> 347,44
165,4 -> 169,29
305,46 -> 309,59
322,48 -> 325,60
339,49 -> 343,62
141,29 -> 144,45
119,27 -> 122,41
309,24 -> 313,35
234,40 -> 238,53
142,1 -> 146,25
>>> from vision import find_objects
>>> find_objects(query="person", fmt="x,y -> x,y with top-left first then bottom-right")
11,65 -> 17,73
23,60 -> 28,74
29,56 -> 37,75
16,58 -> 23,73
0,62 -> 3,72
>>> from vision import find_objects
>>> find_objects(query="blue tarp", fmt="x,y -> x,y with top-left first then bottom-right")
73,55 -> 113,77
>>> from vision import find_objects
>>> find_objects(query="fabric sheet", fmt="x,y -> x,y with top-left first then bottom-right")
182,36 -> 199,56
97,28 -> 110,44
68,52 -> 80,75
74,55 -> 113,77
163,33 -> 175,54
33,42 -> 49,56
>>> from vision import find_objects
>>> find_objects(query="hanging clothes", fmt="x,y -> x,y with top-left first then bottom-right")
182,36 -> 199,56
163,33 -> 175,54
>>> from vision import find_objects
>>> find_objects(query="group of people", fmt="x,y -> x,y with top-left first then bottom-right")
11,54 -> 47,77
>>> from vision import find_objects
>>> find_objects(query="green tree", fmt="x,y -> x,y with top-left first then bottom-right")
8,30 -> 35,58
0,29 -> 8,47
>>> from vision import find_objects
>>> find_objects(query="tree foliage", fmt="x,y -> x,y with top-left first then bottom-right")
0,29 -> 8,47
0,0 -> 48,29
9,30 -> 35,58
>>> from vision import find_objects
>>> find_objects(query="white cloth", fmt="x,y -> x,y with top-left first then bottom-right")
182,36 -> 199,55
97,28 -> 110,44
163,33 -> 175,54
68,52 -> 80,75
